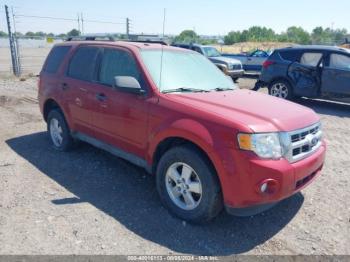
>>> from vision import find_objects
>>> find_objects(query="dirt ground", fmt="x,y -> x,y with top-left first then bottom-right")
0,76 -> 349,255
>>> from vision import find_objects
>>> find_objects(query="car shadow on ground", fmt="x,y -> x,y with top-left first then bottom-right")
296,98 -> 350,118
6,132 -> 304,255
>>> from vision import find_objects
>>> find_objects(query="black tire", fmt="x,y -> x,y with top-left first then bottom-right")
268,79 -> 294,100
232,77 -> 239,83
156,145 -> 223,223
47,109 -> 74,151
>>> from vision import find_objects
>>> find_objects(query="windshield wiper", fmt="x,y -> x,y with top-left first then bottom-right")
162,87 -> 209,94
211,87 -> 235,92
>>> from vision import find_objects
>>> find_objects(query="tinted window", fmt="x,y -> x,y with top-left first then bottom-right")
329,54 -> 350,70
44,46 -> 71,74
279,50 -> 300,62
68,47 -> 100,81
99,49 -> 140,86
300,52 -> 323,67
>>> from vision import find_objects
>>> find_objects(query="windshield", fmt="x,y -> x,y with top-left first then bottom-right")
141,50 -> 235,93
202,47 -> 221,57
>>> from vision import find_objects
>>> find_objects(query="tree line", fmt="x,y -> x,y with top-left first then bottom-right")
0,29 -> 81,38
1,26 -> 348,45
174,26 -> 349,45
224,26 -> 348,45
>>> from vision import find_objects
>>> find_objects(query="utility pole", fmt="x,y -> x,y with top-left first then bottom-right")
11,6 -> 21,75
77,14 -> 81,35
5,5 -> 19,76
126,17 -> 130,39
81,13 -> 84,35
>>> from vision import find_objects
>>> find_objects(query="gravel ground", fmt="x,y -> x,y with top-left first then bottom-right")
0,77 -> 349,255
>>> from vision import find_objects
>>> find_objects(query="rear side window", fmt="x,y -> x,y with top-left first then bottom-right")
329,54 -> 350,70
300,52 -> 323,67
279,50 -> 300,62
44,46 -> 71,74
99,49 -> 140,86
68,46 -> 100,81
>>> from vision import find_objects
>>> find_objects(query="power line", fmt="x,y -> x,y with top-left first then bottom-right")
84,19 -> 125,25
15,14 -> 77,22
15,14 -> 125,25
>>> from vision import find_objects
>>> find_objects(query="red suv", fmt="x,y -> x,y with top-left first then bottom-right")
39,40 -> 326,223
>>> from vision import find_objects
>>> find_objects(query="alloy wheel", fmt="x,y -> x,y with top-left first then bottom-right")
165,162 -> 202,210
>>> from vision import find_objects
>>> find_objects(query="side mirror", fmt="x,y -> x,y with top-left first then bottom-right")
114,76 -> 145,95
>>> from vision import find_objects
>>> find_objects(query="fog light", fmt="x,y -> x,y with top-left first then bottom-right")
257,179 -> 279,195
260,183 -> 268,193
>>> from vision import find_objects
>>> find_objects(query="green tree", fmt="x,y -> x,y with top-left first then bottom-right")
281,26 -> 311,44
174,30 -> 198,43
57,33 -> 67,38
224,31 -> 241,45
25,31 -> 36,38
35,31 -> 46,37
311,27 -> 348,44
0,31 -> 8,37
67,29 -> 80,37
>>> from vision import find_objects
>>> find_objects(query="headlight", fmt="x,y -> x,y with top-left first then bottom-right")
228,64 -> 233,70
237,132 -> 290,160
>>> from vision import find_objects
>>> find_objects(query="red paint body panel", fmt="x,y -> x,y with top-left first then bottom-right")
39,41 -> 326,210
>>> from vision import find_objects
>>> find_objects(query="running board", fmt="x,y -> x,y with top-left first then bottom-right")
73,132 -> 152,173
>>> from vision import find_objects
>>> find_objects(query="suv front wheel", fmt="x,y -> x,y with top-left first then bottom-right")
47,109 -> 74,151
269,79 -> 293,100
156,145 -> 223,223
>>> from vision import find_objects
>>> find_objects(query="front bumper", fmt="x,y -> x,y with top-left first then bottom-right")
226,69 -> 245,78
217,141 -> 326,211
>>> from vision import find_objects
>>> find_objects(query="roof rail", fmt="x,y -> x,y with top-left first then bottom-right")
123,40 -> 168,45
66,35 -> 115,42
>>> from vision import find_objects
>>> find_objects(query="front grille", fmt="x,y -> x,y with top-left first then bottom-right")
231,64 -> 242,70
285,122 -> 322,163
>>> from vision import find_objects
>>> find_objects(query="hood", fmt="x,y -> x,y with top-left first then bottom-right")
209,56 -> 241,65
172,89 -> 319,133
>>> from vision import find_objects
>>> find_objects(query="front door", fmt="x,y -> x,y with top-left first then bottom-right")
91,47 -> 149,158
322,52 -> 350,102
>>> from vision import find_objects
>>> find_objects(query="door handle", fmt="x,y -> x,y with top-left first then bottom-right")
96,93 -> 107,102
61,83 -> 69,90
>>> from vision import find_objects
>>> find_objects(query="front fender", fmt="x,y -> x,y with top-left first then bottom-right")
148,119 -> 215,161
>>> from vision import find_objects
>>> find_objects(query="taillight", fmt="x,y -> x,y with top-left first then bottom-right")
262,60 -> 275,69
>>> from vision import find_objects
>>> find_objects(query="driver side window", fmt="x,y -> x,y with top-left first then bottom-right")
99,48 -> 140,86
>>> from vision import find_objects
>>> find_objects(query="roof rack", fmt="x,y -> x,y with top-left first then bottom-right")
66,35 -> 115,42
65,36 -> 168,46
122,40 -> 168,45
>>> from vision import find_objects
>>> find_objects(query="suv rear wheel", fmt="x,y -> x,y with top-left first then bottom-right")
156,145 -> 223,223
47,109 -> 74,151
269,79 -> 293,100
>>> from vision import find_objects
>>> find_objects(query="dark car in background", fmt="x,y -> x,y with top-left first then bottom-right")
171,43 -> 244,81
223,49 -> 271,72
256,45 -> 350,103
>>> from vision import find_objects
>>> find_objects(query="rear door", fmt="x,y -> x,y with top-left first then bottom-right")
287,51 -> 323,97
61,45 -> 100,137
321,52 -> 350,101
91,47 -> 149,157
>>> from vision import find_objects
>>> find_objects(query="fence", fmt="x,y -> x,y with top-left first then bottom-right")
1,5 -> 131,76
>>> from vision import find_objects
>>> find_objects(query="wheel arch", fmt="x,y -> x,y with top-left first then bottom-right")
43,98 -> 61,122
269,76 -> 294,89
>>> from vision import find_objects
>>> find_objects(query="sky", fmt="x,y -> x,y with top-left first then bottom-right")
0,0 -> 349,36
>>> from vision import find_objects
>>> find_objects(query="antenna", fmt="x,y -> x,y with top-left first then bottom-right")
158,8 -> 166,92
